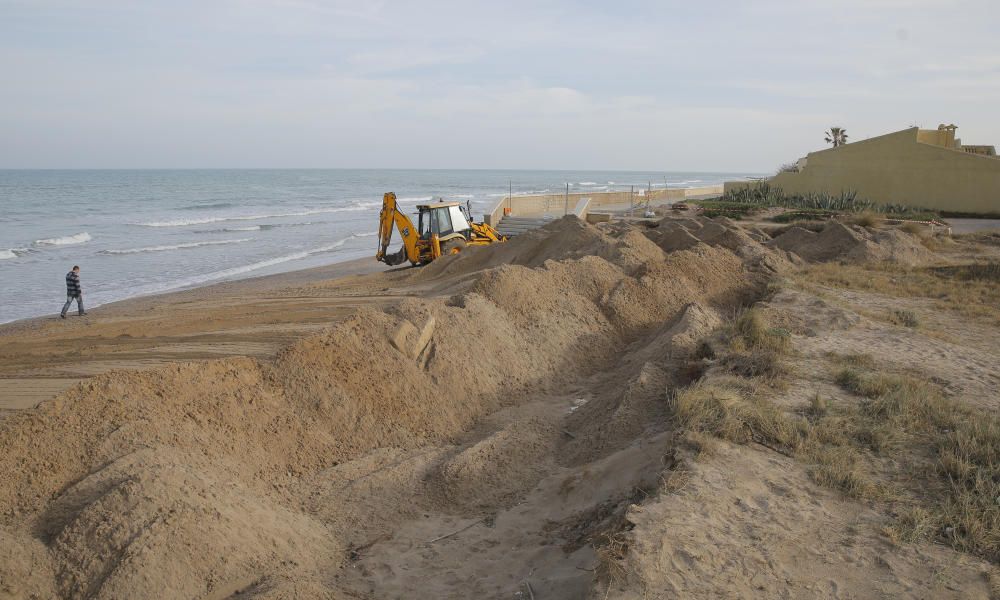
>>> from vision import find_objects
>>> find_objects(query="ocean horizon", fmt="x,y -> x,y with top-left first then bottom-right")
0,168 -> 759,324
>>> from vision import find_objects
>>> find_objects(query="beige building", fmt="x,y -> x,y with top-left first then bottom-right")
725,124 -> 1000,214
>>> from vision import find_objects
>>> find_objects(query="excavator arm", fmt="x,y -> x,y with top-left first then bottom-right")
469,221 -> 505,242
460,202 -> 506,243
376,192 -> 422,266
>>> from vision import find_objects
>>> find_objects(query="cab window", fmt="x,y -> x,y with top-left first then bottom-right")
432,207 -> 453,236
419,207 -> 453,238
449,205 -> 471,232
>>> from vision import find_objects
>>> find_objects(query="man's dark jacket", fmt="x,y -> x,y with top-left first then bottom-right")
66,271 -> 81,297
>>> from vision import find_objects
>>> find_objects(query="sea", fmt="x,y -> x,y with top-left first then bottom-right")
0,169 -> 759,324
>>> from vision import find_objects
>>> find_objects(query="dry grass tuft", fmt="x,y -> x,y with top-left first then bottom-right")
850,212 -> 879,228
808,393 -> 828,418
723,309 -> 791,381
678,352 -> 1000,561
680,430 -> 717,457
833,366 -> 1000,561
844,369 -> 891,400
888,309 -> 919,328
883,507 -> 935,544
675,281 -> 1000,563
670,383 -> 806,451
594,531 -> 630,586
935,418 -> 1000,560
988,569 -> 1000,600
804,445 -> 882,499
723,350 -> 786,379
931,262 -> 1000,283
899,221 -> 925,235
694,339 -> 716,360
660,467 -> 692,493
731,309 -> 791,354
827,351 -> 876,369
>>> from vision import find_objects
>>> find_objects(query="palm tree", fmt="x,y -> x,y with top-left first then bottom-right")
824,127 -> 848,147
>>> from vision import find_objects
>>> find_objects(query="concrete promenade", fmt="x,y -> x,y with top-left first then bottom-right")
483,184 -> 723,225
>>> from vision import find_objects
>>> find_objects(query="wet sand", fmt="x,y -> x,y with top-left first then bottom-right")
0,257 -> 400,415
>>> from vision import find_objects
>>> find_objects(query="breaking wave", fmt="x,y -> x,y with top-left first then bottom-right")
34,232 -> 92,246
101,239 -> 252,255
179,202 -> 236,210
154,233 -> 377,289
136,204 -> 376,228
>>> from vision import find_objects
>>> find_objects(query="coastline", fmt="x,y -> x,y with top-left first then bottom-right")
0,254 -> 394,414
0,254 -> 382,333
1,170 -> 755,326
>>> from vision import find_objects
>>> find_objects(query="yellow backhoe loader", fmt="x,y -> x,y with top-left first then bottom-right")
376,192 -> 506,266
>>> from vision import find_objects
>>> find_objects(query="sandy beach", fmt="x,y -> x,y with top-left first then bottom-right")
2,215 -> 999,598
0,257 -> 393,416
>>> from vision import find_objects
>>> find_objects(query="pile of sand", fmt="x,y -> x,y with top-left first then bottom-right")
0,215 -> 944,597
0,216 -> 760,598
416,216 -> 614,279
768,221 -> 934,265
644,216 -> 793,273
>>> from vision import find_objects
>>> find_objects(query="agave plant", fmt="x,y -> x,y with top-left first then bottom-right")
717,181 -> 937,219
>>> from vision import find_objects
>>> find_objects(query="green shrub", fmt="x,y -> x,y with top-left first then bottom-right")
718,182 -> 938,219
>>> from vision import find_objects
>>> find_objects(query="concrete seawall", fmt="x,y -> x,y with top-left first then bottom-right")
484,185 -> 723,225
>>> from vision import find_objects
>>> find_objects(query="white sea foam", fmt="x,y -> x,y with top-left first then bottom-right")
451,194 -> 475,199
196,222 -> 314,234
0,250 -> 16,260
157,233 -> 375,289
486,189 -> 552,198
579,181 -> 597,186
101,238 -> 251,255
136,204 -> 373,227
34,232 -> 92,246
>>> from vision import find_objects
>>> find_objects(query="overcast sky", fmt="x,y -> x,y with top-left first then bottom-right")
2,0 -> 998,171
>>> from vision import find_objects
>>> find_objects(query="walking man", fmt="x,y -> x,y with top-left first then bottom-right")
61,265 -> 86,318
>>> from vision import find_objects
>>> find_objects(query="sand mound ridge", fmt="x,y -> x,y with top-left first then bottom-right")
0,216 -> 936,597
768,221 -> 934,265
645,215 -> 792,273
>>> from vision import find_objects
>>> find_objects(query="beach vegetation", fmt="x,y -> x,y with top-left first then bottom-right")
708,181 -> 939,221
674,358 -> 1000,560
721,309 -> 791,380
675,295 -> 1000,562
888,309 -> 919,328
796,262 -> 1000,326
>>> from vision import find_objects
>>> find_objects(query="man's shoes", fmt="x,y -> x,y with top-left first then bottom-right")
60,314 -> 66,319
79,312 -> 88,316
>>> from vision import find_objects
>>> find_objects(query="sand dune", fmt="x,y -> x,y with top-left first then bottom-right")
1,216 -> 996,598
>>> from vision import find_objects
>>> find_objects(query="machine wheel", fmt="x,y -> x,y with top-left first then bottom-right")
441,237 -> 467,255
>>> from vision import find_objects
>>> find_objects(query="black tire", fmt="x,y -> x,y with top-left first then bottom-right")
441,237 -> 467,256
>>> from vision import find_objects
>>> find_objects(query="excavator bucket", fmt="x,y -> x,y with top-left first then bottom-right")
381,246 -> 408,266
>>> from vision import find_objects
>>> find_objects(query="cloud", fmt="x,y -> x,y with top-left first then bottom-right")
1,0 -> 998,169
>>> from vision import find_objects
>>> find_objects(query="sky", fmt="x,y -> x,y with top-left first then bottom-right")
1,0 -> 999,172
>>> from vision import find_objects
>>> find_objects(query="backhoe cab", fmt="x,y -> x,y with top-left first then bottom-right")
376,192 -> 506,266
